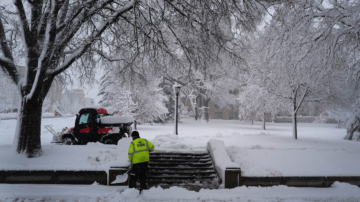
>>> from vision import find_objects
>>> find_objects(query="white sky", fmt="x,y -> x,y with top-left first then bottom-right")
0,0 -> 12,6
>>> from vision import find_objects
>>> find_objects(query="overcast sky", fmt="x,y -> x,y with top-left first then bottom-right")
0,0 -> 12,6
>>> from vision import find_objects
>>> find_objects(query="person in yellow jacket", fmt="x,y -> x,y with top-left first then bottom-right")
128,131 -> 155,191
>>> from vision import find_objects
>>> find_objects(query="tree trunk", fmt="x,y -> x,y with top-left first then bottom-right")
203,98 -> 210,123
14,97 -> 44,157
13,76 -> 53,158
251,120 -> 253,125
174,93 -> 179,135
198,95 -> 203,120
195,108 -> 198,120
292,96 -> 298,140
262,113 -> 266,130
194,96 -> 199,120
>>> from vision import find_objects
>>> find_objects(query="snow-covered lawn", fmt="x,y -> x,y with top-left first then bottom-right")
0,117 -> 359,176
0,112 -> 58,120
1,117 -> 360,201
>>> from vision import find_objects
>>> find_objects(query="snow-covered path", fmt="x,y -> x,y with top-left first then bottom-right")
1,182 -> 360,202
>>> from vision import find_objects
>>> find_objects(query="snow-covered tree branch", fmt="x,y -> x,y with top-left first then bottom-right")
0,0 -> 283,157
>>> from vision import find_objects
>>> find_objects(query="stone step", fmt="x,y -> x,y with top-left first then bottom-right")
147,178 -> 215,184
150,152 -> 209,157
146,152 -> 219,190
149,184 -> 216,192
150,154 -> 210,159
148,173 -> 215,177
148,162 -> 213,167
148,175 -> 216,180
150,158 -> 211,163
150,156 -> 211,160
148,170 -> 216,175
148,167 -> 214,171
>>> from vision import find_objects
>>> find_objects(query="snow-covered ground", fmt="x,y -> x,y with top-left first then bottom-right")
1,182 -> 360,202
0,117 -> 360,201
0,117 -> 359,176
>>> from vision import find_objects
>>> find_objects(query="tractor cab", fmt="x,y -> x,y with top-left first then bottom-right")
74,108 -> 102,144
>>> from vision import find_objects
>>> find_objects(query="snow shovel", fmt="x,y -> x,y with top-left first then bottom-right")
111,168 -> 131,184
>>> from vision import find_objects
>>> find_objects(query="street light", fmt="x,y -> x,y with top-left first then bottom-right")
174,84 -> 181,135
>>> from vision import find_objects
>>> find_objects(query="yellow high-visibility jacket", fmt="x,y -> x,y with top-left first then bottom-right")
128,138 -> 155,164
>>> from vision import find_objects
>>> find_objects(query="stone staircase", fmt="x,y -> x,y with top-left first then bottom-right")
147,152 -> 220,190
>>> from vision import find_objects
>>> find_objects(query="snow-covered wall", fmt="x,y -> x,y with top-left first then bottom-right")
207,140 -> 240,182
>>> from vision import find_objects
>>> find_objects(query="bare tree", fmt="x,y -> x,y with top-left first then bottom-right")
0,0 -> 281,157
98,0 -> 279,123
238,84 -> 282,130
99,64 -> 169,123
248,2 -> 340,139
280,0 -> 360,140
0,0 -> 137,157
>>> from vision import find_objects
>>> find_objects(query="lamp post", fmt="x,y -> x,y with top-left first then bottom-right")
174,85 -> 181,135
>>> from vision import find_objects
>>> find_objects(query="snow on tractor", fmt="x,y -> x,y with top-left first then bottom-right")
49,108 -> 134,145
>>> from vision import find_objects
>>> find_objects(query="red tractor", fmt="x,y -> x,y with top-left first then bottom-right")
51,108 -> 133,145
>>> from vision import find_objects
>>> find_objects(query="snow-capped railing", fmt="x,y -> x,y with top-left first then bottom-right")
207,139 -> 241,188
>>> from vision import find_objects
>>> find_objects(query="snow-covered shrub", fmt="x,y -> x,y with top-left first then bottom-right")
344,111 -> 360,141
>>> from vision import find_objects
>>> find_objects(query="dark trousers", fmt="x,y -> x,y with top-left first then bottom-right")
129,162 -> 148,190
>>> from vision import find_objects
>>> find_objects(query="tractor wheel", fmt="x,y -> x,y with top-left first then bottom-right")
104,139 -> 115,145
63,137 -> 74,145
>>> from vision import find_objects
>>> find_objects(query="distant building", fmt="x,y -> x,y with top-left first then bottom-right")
208,102 -> 239,120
